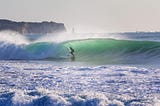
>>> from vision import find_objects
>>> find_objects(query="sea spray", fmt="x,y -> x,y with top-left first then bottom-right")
0,31 -> 29,44
0,31 -> 160,64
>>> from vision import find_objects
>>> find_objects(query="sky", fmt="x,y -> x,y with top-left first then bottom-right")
0,0 -> 160,32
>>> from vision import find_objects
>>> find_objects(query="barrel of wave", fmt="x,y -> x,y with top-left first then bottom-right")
25,42 -> 71,60
63,38 -> 160,64
63,39 -> 122,63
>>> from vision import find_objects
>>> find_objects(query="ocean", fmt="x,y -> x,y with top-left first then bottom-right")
0,31 -> 160,106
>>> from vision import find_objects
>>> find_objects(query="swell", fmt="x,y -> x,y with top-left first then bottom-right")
0,39 -> 160,64
64,39 -> 160,64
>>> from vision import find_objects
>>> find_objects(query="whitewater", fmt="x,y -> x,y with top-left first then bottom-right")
0,31 -> 160,106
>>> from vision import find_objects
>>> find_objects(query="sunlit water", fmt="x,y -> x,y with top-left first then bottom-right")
0,31 -> 160,106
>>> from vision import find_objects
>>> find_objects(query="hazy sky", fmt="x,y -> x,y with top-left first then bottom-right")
0,0 -> 160,32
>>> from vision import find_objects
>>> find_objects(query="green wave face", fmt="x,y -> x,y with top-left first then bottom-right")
64,39 -> 160,64
24,39 -> 160,64
26,42 -> 70,59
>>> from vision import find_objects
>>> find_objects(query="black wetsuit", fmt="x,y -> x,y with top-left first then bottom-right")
69,47 -> 75,61
69,47 -> 74,56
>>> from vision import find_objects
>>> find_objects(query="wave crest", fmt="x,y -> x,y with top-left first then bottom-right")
0,38 -> 160,64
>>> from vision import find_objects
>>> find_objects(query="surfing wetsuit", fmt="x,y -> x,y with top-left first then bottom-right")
69,47 -> 75,61
69,47 -> 74,56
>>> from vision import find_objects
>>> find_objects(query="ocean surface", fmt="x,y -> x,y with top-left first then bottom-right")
0,31 -> 160,106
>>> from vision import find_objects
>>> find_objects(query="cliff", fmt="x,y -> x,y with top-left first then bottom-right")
0,19 -> 66,35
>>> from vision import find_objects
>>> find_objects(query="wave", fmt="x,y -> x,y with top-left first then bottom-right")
0,38 -> 160,64
26,42 -> 70,59
0,42 -> 70,60
64,39 -> 160,64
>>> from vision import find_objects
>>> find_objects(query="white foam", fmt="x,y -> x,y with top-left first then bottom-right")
0,61 -> 159,105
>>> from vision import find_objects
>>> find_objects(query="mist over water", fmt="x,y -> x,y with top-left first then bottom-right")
0,31 -> 160,106
0,31 -> 160,65
1,30 -> 160,44
0,31 -> 29,44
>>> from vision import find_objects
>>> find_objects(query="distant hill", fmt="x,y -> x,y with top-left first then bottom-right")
0,19 -> 66,35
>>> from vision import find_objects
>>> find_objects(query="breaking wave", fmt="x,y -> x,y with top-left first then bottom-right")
0,38 -> 160,64
64,39 -> 160,64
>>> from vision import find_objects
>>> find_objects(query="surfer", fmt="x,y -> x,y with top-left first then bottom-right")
69,47 -> 75,61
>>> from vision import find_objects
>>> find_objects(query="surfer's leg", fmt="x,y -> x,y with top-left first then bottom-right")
71,56 -> 75,61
